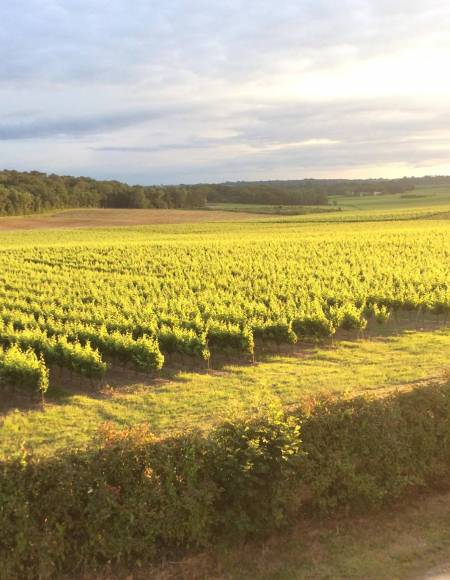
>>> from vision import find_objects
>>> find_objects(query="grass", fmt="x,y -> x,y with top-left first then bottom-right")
192,492 -> 450,580
332,185 -> 450,211
207,186 -> 450,219
206,203 -> 339,215
2,323 -> 449,460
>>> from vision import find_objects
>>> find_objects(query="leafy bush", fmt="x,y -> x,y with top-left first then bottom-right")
368,302 -> 391,324
0,322 -> 107,379
330,303 -> 368,331
1,384 -> 450,578
293,313 -> 335,339
51,337 -> 107,379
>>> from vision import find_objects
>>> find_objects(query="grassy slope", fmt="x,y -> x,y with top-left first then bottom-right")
209,186 -> 450,221
206,203 -> 339,215
2,325 -> 449,459
333,185 -> 450,211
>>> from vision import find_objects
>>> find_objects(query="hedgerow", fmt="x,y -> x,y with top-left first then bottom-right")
1,383 -> 450,579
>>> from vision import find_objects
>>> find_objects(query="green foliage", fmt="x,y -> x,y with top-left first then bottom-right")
207,322 -> 255,355
1,384 -> 450,578
253,320 -> 298,344
0,223 -> 447,375
0,322 -> 107,379
0,170 -> 207,216
371,303 -> 391,324
300,387 -> 450,513
159,325 -> 210,360
208,401 -> 303,534
330,303 -> 368,331
51,337 -> 107,378
0,344 -> 48,393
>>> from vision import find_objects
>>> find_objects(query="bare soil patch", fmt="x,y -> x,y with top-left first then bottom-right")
0,208 -> 265,231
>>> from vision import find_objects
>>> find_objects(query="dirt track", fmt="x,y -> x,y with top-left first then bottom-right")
0,208 -> 264,230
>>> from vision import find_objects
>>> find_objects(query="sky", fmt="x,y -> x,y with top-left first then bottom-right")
1,0 -> 450,184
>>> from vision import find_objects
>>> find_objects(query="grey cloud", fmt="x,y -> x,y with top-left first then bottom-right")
0,107 -> 187,141
231,99 -> 450,148
91,136 -> 237,153
81,96 -> 450,182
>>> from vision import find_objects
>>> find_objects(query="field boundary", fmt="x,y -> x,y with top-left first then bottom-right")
2,381 -> 450,578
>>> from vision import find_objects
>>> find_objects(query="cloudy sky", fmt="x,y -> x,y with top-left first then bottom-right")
1,0 -> 450,184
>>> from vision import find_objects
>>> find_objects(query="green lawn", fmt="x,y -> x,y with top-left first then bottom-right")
2,325 -> 449,460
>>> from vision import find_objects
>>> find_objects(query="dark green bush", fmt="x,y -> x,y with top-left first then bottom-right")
300,387 -> 450,513
1,384 -> 450,579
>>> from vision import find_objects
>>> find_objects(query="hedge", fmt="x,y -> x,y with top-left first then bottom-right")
1,383 -> 450,579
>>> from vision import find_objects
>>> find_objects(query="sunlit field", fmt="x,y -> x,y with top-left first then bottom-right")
0,207 -> 449,459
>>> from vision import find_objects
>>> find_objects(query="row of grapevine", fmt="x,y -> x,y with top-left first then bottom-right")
0,322 -> 106,379
0,224 -> 447,378
0,345 -> 49,393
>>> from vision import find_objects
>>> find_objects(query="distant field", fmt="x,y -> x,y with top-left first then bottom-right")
331,184 -> 450,211
0,190 -> 449,234
206,203 -> 339,215
0,207 -> 266,231
206,186 -> 450,222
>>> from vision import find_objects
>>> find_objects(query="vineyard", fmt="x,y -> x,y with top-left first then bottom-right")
0,220 -> 448,388
1,214 -> 450,578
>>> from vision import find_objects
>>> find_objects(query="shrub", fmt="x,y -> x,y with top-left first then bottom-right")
1,384 -> 450,578
51,337 -> 107,379
330,303 -> 368,331
293,305 -> 335,339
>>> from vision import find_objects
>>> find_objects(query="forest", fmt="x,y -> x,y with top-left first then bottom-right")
1,169 -> 450,216
0,170 -> 207,216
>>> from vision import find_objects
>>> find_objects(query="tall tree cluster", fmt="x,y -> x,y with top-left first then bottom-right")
0,170 -> 207,216
0,170 -> 447,217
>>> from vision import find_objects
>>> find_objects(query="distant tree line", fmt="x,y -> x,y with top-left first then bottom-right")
0,170 -> 449,216
0,170 -> 207,216
203,182 -> 329,205
206,177 -> 417,204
